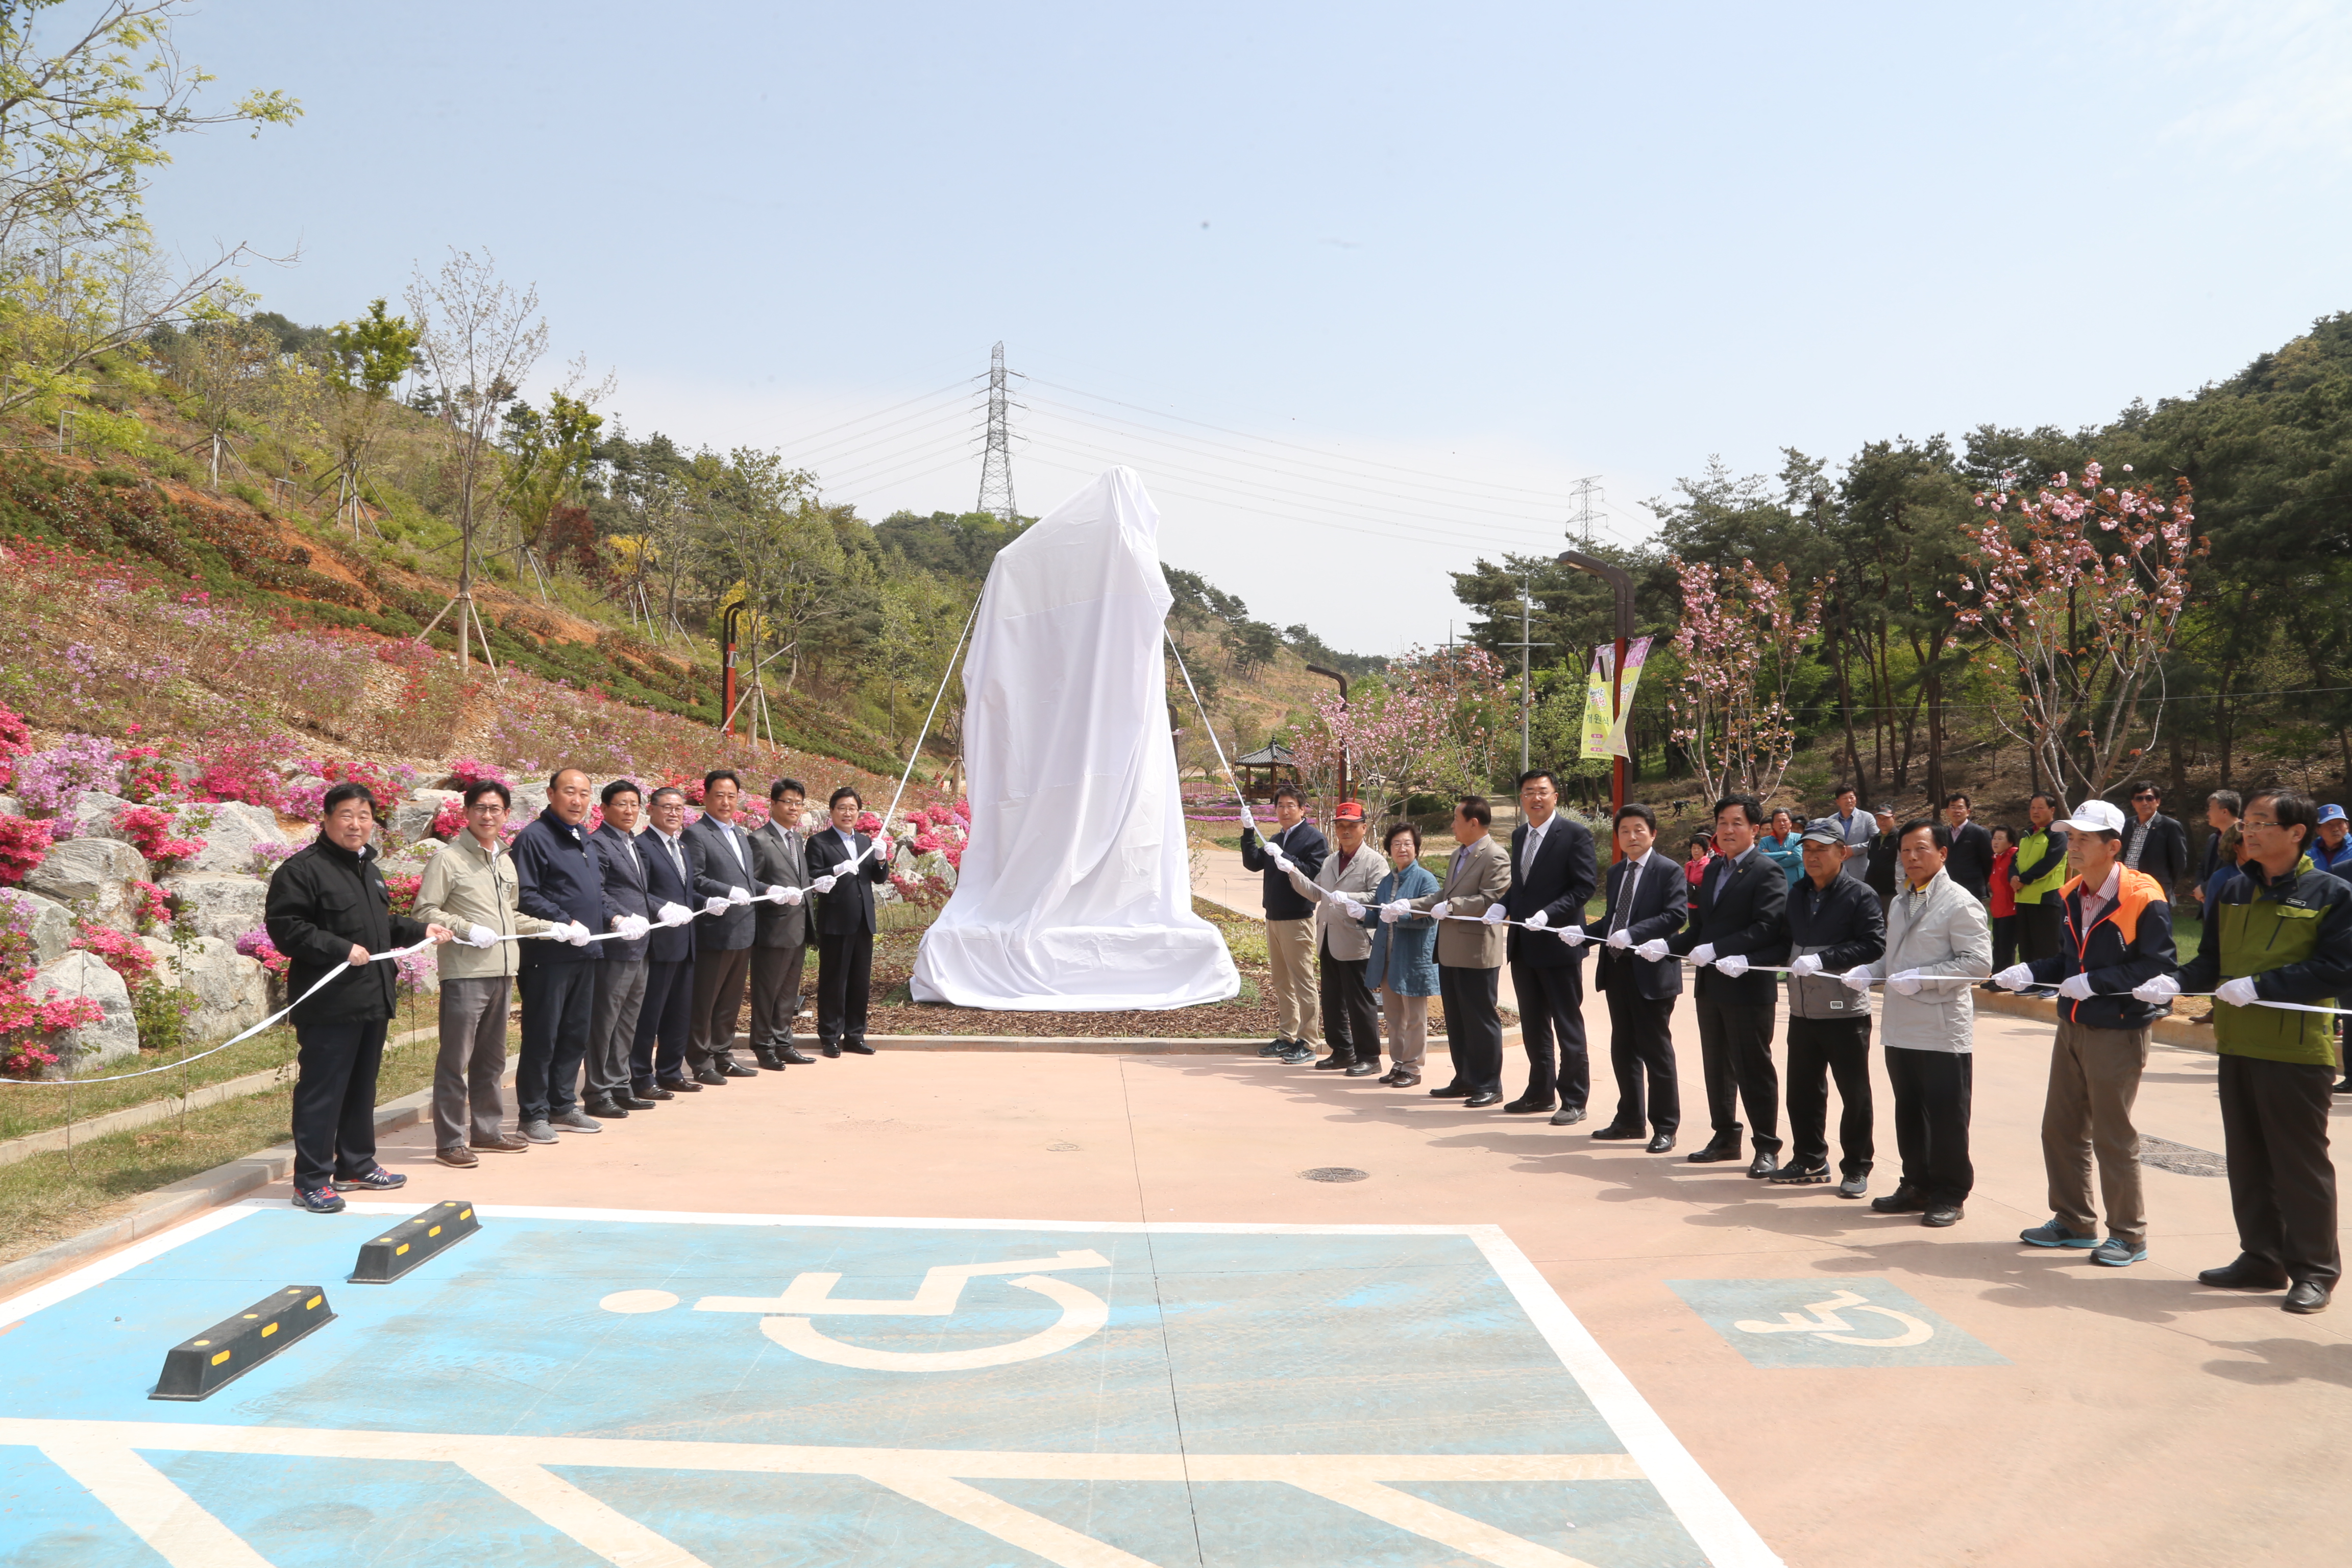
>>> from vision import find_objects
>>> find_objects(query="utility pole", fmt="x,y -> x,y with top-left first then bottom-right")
1498,573 -> 1552,776
1570,476 -> 1604,548
976,341 -> 1021,524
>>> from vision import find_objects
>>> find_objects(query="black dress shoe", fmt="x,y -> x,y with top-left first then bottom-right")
840,1042 -> 876,1056
1871,1187 -> 1926,1213
1746,1153 -> 1779,1179
1922,1202 -> 1964,1228
1769,1160 -> 1830,1185
657,1076 -> 701,1093
2285,1279 -> 2333,1314
619,1093 -> 659,1110
1389,1070 -> 1420,1088
718,1058 -> 758,1077
1589,1124 -> 1645,1141
1463,1090 -> 1503,1108
635,1085 -> 674,1101
1645,1133 -> 1676,1154
1685,1143 -> 1743,1164
692,1066 -> 727,1087
779,1046 -> 816,1065
1314,1054 -> 1354,1071
820,1043 -> 842,1058
1427,1082 -> 1473,1098
751,1049 -> 787,1071
1504,1095 -> 1556,1114
1344,1060 -> 1382,1076
2198,1257 -> 2291,1290
583,1098 -> 629,1119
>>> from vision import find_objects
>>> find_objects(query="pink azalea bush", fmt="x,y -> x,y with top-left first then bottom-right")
429,798 -> 467,840
0,701 -> 30,789
113,804 -> 205,868
115,738 -> 181,804
73,920 -> 157,985
127,878 -> 174,933
2,892 -> 103,1076
0,814 -> 51,886
235,928 -> 289,978
14,732 -> 124,818
446,756 -> 512,791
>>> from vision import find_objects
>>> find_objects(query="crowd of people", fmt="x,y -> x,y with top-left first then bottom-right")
1240,773 -> 2352,1315
262,770 -> 892,1215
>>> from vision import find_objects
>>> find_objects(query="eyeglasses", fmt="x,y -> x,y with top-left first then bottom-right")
2130,793 -> 2158,802
2241,817 -> 2281,830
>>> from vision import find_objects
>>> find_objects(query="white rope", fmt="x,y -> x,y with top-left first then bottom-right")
1166,628 -> 1257,836
824,593 -> 982,884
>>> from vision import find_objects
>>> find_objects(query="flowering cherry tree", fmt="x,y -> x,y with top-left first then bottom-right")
1947,462 -> 2201,800
1286,646 -> 1507,822
1668,556 -> 1823,802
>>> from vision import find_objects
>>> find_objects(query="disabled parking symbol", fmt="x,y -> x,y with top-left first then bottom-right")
1668,1277 -> 2006,1368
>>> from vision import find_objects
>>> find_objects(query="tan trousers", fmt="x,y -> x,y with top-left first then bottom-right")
1266,918 -> 1320,1046
2044,1015 -> 2151,1245
1381,988 -> 1428,1068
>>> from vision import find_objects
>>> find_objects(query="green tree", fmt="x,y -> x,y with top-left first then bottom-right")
317,298 -> 418,532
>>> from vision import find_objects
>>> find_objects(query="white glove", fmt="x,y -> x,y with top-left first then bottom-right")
1340,898 -> 1365,920
1840,966 -> 1874,993
812,874 -> 838,894
1890,969 -> 1923,996
1557,926 -> 1586,947
1524,910 -> 1550,931
465,922 -> 497,949
727,885 -> 751,906
657,901 -> 693,927
1382,899 -> 1411,923
778,885 -> 804,906
616,914 -> 651,942
1479,904 -> 1508,925
702,896 -> 729,917
2216,976 -> 2262,1008
1714,953 -> 1749,978
1689,943 -> 1717,967
1634,938 -> 1671,962
565,921 -> 593,947
1788,953 -> 1823,978
1991,963 -> 2037,991
763,885 -> 788,903
1270,850 -> 1292,873
1605,928 -> 1632,950
2133,973 -> 2182,1004
2057,972 -> 2095,1001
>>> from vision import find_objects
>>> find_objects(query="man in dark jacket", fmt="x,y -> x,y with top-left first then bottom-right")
2120,781 -> 2189,901
1775,823 -> 1887,1196
631,786 -> 701,1097
511,767 -> 610,1141
1579,803 -> 1685,1149
682,769 -> 769,1083
1240,784 -> 1329,1062
2149,788 -> 2352,1313
1502,770 -> 1599,1118
585,779 -> 656,1119
747,777 -> 814,1069
265,782 -> 452,1212
1943,793 -> 1995,903
1647,794 -> 1792,1176
1864,803 -> 1901,908
1992,800 -> 2175,1268
806,785 -> 893,1056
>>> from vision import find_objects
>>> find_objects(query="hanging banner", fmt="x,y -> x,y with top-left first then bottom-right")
1580,636 -> 1653,761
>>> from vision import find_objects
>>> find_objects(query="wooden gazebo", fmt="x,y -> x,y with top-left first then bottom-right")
1232,742 -> 1300,803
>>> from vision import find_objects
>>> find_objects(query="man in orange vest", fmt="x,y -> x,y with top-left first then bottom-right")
1989,799 -> 2176,1267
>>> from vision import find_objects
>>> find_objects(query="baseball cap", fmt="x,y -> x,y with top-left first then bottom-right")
2062,800 -> 2127,835
1799,822 -> 1846,846
1333,801 -> 1365,822
2319,804 -> 2347,825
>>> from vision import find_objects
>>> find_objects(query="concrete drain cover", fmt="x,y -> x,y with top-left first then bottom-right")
1300,1167 -> 1369,1183
2139,1135 -> 2226,1177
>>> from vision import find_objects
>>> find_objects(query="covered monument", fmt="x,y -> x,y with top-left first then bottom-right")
910,468 -> 1240,1010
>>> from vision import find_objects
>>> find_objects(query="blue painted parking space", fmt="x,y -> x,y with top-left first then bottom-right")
1665,1278 -> 2006,1370
0,1206 -> 1775,1566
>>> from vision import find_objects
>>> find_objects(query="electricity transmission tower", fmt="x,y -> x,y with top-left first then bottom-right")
977,341 -> 1022,524
1569,476 -> 1604,548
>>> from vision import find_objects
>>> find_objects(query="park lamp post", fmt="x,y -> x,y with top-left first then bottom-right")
1306,663 -> 1350,806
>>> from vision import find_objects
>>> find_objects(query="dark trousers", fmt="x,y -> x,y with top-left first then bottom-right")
1438,964 -> 1503,1095
818,930 -> 875,1048
1693,993 -> 1779,1153
586,958 -> 647,1101
1991,913 -> 2019,974
1319,936 -> 1379,1065
1885,1046 -> 1973,1204
750,943 -> 809,1053
2217,1054 -> 2341,1286
689,945 -> 751,1068
2018,901 -> 2063,963
1603,981 -> 1677,1135
1510,959 -> 1588,1109
632,958 -> 693,1089
1786,1015 -> 1874,1177
290,1018 -> 389,1189
516,962 -> 596,1121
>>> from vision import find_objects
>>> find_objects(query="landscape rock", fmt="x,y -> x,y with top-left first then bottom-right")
164,872 -> 271,942
509,780 -> 550,822
24,836 -> 150,930
171,799 -> 288,876
388,789 -> 461,847
0,794 -> 19,816
64,790 -> 138,842
0,888 -> 76,966
142,935 -> 269,1040
32,950 -> 139,1073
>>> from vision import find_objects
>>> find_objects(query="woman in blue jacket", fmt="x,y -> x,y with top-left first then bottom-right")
1362,821 -> 1440,1088
1760,807 -> 1806,887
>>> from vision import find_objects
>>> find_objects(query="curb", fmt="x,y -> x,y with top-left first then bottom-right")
1972,988 -> 2217,1053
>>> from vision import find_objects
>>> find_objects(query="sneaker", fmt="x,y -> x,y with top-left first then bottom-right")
550,1108 -> 604,1133
291,1184 -> 346,1214
1835,1173 -> 1869,1199
2092,1237 -> 2148,1267
1259,1038 -> 1289,1058
2019,1217 -> 2098,1249
332,1166 -> 408,1192
435,1146 -> 480,1169
520,1118 -> 558,1143
1768,1160 -> 1831,1185
1277,1044 -> 1315,1065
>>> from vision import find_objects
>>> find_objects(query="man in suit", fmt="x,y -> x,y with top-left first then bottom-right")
1502,769 -> 1600,1118
1943,793 -> 1995,903
1646,793 -> 1791,1177
2121,781 -> 2189,900
682,769 -> 768,1086
631,786 -> 701,1098
807,785 -> 894,1056
1574,802 -> 1686,1149
747,777 -> 815,1070
1389,795 -> 1513,1108
584,779 -> 657,1118
1240,784 -> 1330,1064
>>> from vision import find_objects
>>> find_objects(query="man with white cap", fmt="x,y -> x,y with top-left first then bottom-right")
1990,799 -> 2175,1267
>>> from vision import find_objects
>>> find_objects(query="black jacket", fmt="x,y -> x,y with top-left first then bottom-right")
747,818 -> 810,949
1785,871 -> 1885,1021
2120,811 -> 2189,898
1865,831 -> 1901,900
1595,852 -> 1687,1000
639,828 -> 699,964
1240,820 -> 1328,921
1505,815 -> 1598,970
1669,846 -> 1790,1005
684,813 -> 768,951
807,826 -> 890,936
2024,867 -> 2175,1031
1944,821 -> 1994,900
591,821 -> 652,963
264,838 -> 428,1027
512,808 -> 607,968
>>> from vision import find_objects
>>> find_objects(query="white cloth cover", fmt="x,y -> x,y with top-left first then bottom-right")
912,468 -> 1240,1010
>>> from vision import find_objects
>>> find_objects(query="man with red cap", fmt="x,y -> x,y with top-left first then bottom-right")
1279,801 -> 1391,1075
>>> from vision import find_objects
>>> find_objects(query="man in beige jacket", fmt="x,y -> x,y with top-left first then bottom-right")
1387,795 -> 1513,1107
1282,801 -> 1392,1076
412,780 -> 558,1167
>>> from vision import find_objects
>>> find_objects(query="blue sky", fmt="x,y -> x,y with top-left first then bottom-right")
140,2 -> 2352,653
